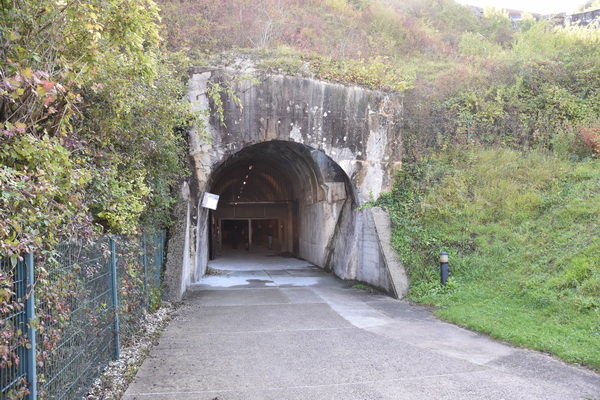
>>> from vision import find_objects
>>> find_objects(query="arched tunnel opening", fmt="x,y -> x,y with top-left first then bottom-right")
206,140 -> 355,265
165,70 -> 408,299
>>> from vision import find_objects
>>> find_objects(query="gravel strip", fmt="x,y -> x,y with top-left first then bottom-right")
84,303 -> 178,400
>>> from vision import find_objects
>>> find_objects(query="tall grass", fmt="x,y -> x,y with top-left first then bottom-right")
379,147 -> 600,369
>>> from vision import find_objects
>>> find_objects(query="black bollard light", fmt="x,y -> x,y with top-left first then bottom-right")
440,251 -> 449,285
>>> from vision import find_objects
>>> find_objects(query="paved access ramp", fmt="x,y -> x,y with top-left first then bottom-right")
124,255 -> 600,399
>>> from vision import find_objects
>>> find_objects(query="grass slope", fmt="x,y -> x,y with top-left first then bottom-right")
380,148 -> 600,370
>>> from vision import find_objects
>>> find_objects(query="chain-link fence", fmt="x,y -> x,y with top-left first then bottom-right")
0,231 -> 167,400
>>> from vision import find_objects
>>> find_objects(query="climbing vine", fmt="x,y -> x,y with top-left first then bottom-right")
206,77 -> 245,128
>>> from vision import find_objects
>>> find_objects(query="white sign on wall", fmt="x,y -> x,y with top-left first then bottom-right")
201,192 -> 220,210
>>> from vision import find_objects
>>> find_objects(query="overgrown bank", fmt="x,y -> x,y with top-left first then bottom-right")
378,147 -> 600,370
1,0 -> 193,258
1,2 -> 190,398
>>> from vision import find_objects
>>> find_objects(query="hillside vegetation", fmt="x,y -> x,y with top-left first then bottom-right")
159,0 -> 600,158
1,0 -> 192,256
377,148 -> 600,369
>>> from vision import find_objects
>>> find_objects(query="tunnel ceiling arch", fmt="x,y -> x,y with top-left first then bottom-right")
208,140 -> 354,205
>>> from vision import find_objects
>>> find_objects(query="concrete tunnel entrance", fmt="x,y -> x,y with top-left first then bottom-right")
206,140 -> 354,265
164,69 -> 409,300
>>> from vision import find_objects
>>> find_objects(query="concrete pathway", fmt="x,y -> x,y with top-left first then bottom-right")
124,255 -> 600,400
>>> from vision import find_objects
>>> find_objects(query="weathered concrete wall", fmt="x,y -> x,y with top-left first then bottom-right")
299,198 -> 345,267
372,207 -> 409,298
163,183 -> 192,300
198,69 -> 404,201
325,204 -> 392,292
164,67 -> 409,300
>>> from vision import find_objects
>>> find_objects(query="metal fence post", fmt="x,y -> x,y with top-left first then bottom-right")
142,233 -> 148,308
156,231 -> 165,282
109,238 -> 120,360
25,253 -> 37,400
154,231 -> 165,266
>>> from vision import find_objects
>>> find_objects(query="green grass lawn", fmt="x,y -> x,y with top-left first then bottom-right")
379,148 -> 600,370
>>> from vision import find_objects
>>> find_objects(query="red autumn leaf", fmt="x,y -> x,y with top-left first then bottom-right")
41,80 -> 56,92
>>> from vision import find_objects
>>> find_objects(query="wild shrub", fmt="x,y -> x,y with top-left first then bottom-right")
577,125 -> 600,157
1,1 -> 194,255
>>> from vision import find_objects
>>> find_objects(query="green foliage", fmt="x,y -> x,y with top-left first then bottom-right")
148,286 -> 163,313
307,55 -> 414,92
400,0 -> 481,43
378,147 -> 600,369
0,136 -> 91,256
351,283 -> 379,293
89,167 -> 150,234
481,8 -> 514,46
434,22 -> 600,151
458,32 -> 503,57
206,79 -> 244,127
83,52 -> 193,230
249,48 -> 414,91
1,0 -> 193,255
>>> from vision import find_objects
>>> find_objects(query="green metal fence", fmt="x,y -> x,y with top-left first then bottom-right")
0,254 -> 35,400
0,232 -> 166,400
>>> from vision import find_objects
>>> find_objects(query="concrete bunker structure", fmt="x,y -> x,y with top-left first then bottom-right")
164,67 -> 409,300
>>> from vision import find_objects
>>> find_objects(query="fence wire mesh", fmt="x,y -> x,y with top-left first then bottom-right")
0,231 -> 166,400
36,237 -> 113,400
0,258 -> 29,400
